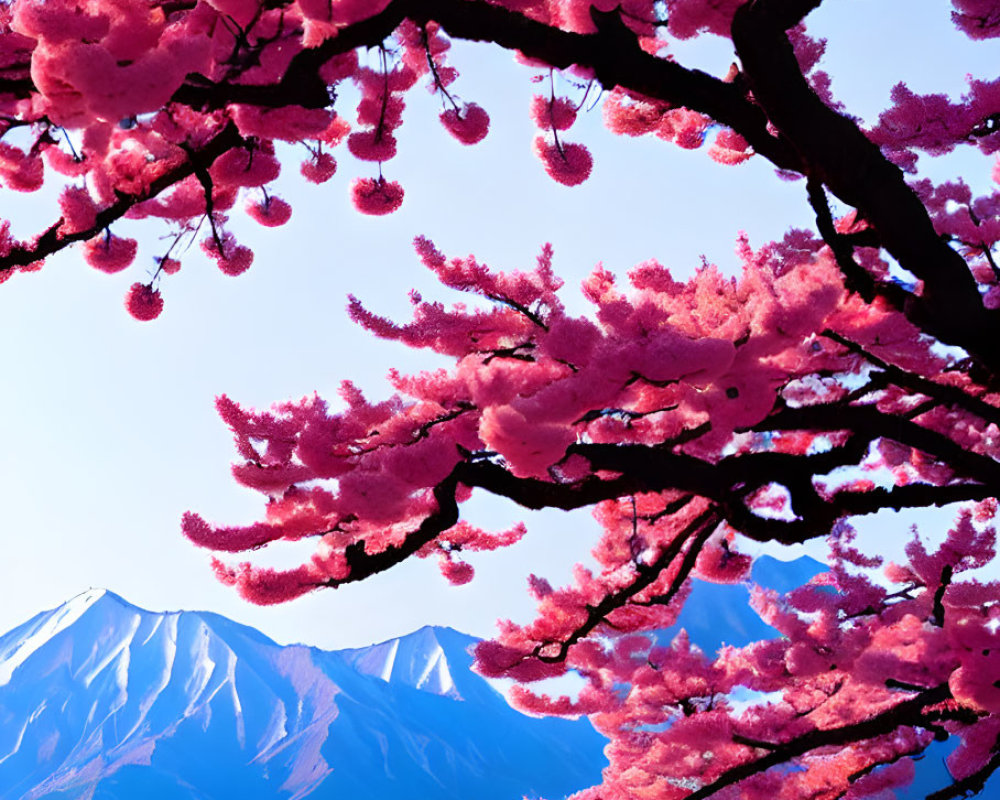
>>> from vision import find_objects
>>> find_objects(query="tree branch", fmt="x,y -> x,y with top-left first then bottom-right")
325,472 -> 461,587
732,1 -> 1000,370
821,330 -> 1000,428
758,403 -> 1000,487
320,425 -> 989,587
0,123 -> 246,273
169,0 -> 801,171
806,178 -> 908,311
535,504 -> 718,663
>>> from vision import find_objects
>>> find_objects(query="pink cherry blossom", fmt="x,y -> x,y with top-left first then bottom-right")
301,152 -> 338,184
347,129 -> 398,162
350,176 -> 404,215
439,103 -> 490,145
246,196 -> 292,227
158,257 -> 181,275
58,186 -> 99,235
202,234 -> 254,276
952,0 -> 1000,39
708,128 -> 753,164
439,556 -> 475,585
210,146 -> 281,188
0,143 -> 43,192
0,3 -> 996,798
124,282 -> 163,321
231,105 -> 333,142
530,95 -> 577,131
532,137 -> 593,185
83,233 -> 137,273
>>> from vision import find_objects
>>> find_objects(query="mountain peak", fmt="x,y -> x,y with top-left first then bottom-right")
0,587 -> 142,688
340,625 -> 476,699
59,587 -> 146,619
66,587 -> 112,607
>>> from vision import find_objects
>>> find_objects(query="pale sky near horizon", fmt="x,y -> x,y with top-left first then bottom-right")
0,1 -> 997,652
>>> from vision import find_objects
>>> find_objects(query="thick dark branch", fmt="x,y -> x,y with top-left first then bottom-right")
731,733 -> 780,751
171,60 -> 331,111
455,437 -> 990,546
326,472 -> 461,587
171,0 -> 800,170
834,483 -> 991,517
806,178 -> 908,311
931,564 -> 953,627
0,76 -> 33,99
755,0 -> 826,31
732,1 -> 1000,370
458,455 -> 650,511
838,743 -> 932,800
484,293 -> 549,330
724,483 -> 992,544
323,411 -> 993,586
632,511 -> 717,608
179,140 -> 225,253
760,404 -> 1000,487
686,684 -> 952,800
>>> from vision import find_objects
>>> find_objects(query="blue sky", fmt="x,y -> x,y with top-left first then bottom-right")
0,1 -> 996,650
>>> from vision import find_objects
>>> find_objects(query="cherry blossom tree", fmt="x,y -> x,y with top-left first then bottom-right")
3,0 -> 1000,797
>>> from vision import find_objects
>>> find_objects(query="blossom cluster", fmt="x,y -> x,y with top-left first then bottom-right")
187,226 -> 1000,795
0,0 -> 836,318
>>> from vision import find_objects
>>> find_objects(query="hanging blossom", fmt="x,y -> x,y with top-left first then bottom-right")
246,196 -> 292,227
82,233 -> 137,274
350,177 -> 405,215
439,103 -> 491,145
533,137 -> 593,186
124,282 -> 163,321
0,0 -> 768,312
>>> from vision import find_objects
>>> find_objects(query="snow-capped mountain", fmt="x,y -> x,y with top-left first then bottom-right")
0,591 -> 605,800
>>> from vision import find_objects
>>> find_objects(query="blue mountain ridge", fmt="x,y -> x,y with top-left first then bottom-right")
0,591 -> 602,800
0,554 -> 974,798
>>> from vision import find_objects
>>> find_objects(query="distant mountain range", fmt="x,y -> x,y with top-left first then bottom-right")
0,590 -> 603,799
0,555 -> 970,799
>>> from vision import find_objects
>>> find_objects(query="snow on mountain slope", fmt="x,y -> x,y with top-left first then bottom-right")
341,626 -> 461,698
0,589 -> 108,688
0,591 -> 605,800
